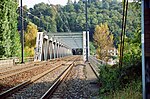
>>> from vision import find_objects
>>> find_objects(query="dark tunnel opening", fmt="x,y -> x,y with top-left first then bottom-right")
72,48 -> 83,55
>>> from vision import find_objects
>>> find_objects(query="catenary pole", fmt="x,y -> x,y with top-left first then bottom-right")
20,0 -> 24,63
85,0 -> 88,62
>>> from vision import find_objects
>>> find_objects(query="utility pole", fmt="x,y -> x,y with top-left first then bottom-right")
85,0 -> 88,62
83,0 -> 88,62
20,0 -> 24,63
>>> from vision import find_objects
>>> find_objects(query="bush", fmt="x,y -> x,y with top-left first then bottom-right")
99,65 -> 120,93
99,61 -> 142,97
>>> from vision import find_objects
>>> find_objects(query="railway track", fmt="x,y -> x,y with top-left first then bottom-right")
0,56 -> 76,93
41,57 -> 83,99
0,56 -> 73,80
40,59 -> 76,99
0,56 -> 80,98
50,59 -> 99,99
0,55 -> 71,76
0,59 -> 63,79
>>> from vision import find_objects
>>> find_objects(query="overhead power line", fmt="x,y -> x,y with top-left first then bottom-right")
0,3 -> 45,31
1,1 -> 81,49
47,0 -> 79,48
22,8 -> 52,31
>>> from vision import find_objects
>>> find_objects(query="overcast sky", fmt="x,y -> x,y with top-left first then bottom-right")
23,0 -> 79,8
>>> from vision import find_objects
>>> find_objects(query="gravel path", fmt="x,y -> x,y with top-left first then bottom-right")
51,61 -> 100,99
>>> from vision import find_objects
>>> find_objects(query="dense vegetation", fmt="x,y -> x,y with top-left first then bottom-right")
16,0 -> 141,58
0,0 -> 21,58
21,0 -> 140,44
0,0 -> 142,97
0,1 -> 141,54
93,23 -> 114,61
90,1 -> 142,98
24,22 -> 38,57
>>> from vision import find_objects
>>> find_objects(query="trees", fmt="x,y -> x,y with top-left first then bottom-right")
21,1 -> 140,45
89,42 -> 96,55
93,23 -> 114,61
121,28 -> 141,66
0,0 -> 10,57
29,3 -> 57,32
24,22 -> 38,57
0,0 -> 21,58
10,1 -> 21,57
102,1 -> 110,9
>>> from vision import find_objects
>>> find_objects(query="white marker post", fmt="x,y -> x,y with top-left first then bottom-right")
83,31 -> 89,62
34,32 -> 44,61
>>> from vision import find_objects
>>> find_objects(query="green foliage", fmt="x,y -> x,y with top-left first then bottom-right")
99,24 -> 141,98
99,65 -> 120,93
99,25 -> 141,96
59,0 -> 140,43
102,1 -> 110,9
99,61 -> 142,95
89,42 -> 96,55
0,0 -> 21,58
22,1 -> 140,44
25,3 -> 57,32
117,27 -> 141,68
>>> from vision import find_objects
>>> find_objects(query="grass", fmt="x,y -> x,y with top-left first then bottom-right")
101,79 -> 142,99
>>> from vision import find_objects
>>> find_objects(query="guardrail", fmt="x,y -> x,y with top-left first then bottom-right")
24,57 -> 34,62
0,57 -> 34,67
88,56 -> 105,77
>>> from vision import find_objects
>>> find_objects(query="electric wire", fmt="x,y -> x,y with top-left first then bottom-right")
1,1 -> 82,48
57,6 -> 80,48
47,0 -> 80,48
22,8 -> 51,32
0,3 -> 44,31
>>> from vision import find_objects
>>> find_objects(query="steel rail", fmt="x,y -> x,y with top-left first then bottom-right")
0,61 -> 54,79
88,62 -> 99,79
40,57 -> 79,99
0,56 -> 78,98
0,64 -> 63,98
0,56 -> 72,79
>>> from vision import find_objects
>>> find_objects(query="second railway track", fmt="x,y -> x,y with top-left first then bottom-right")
0,55 -> 71,77
0,56 -> 80,99
0,56 -> 76,92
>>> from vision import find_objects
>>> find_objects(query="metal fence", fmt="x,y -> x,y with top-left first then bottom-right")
88,56 -> 105,77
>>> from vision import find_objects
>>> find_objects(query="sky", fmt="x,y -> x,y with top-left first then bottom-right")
22,0 -> 134,8
23,0 -> 79,8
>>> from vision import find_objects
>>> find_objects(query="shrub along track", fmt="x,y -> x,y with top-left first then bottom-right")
0,55 -> 80,99
0,56 -> 76,93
